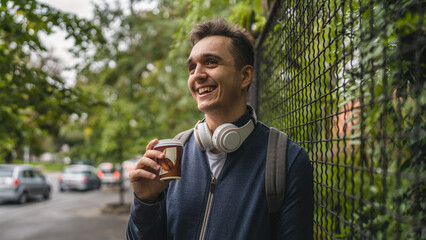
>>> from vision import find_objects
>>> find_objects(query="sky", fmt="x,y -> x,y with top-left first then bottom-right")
38,0 -> 156,86
40,0 -> 95,18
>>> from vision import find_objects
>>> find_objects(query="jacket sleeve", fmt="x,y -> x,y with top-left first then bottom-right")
275,147 -> 313,240
126,192 -> 167,240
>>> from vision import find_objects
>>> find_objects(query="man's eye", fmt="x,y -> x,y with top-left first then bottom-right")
206,60 -> 217,65
188,65 -> 196,73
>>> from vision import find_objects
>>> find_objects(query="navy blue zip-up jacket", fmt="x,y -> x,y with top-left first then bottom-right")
127,110 -> 313,239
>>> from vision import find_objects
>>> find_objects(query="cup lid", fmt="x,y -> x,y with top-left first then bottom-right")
154,139 -> 183,148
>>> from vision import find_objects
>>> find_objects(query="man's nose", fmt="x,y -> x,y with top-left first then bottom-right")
193,66 -> 207,81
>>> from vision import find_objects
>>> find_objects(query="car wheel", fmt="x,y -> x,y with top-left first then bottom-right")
18,192 -> 28,204
43,189 -> 51,200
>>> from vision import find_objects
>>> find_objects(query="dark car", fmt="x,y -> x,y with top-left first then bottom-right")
0,164 -> 51,204
59,164 -> 101,192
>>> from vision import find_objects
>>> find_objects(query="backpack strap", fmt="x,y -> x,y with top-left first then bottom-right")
265,127 -> 288,213
173,129 -> 194,145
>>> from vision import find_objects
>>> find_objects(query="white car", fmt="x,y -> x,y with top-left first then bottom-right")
122,159 -> 138,179
97,162 -> 120,186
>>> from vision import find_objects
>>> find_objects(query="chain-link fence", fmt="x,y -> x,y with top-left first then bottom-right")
251,0 -> 425,238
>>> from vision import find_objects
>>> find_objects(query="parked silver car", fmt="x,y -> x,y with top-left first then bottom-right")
0,164 -> 51,204
59,164 -> 101,191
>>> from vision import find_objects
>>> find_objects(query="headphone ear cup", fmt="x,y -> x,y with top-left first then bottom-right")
195,122 -> 215,151
212,124 -> 241,153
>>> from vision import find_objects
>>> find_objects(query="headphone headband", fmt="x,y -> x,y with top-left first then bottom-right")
247,104 -> 257,125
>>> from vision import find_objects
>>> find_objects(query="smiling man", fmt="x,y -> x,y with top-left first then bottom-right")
127,19 -> 313,240
186,34 -> 253,152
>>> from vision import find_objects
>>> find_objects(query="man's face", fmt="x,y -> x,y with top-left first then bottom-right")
187,35 -> 246,114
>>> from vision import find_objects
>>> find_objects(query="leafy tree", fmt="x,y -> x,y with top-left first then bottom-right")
0,0 -> 102,163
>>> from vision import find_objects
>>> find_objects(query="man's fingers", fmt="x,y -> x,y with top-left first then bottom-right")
146,139 -> 159,151
134,139 -> 164,171
130,168 -> 158,180
135,156 -> 160,171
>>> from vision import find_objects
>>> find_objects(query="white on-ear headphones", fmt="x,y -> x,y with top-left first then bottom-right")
194,106 -> 257,153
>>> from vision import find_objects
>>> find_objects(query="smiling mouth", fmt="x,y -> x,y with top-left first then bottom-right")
198,87 -> 215,95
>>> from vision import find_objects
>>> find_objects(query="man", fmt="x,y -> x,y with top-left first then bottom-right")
127,19 -> 312,239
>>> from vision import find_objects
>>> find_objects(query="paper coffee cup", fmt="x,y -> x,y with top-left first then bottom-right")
154,139 -> 183,181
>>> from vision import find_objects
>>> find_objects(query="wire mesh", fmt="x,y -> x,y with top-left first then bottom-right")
253,0 -> 425,239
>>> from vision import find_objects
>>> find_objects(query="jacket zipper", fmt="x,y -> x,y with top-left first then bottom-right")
199,175 -> 216,240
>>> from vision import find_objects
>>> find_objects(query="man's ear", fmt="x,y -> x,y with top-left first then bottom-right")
240,65 -> 254,90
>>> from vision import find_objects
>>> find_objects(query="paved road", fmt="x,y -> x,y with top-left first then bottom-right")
0,172 -> 134,240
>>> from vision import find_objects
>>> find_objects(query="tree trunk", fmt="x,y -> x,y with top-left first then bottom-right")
5,152 -> 12,164
118,140 -> 125,205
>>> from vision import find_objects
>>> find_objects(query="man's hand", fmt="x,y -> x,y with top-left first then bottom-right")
129,139 -> 169,203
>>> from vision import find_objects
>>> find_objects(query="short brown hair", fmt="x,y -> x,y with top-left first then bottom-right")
188,18 -> 254,70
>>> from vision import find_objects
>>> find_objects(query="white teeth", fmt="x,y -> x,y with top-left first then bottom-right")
198,87 -> 214,94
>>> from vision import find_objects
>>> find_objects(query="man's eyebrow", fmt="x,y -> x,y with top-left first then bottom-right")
187,53 -> 223,66
202,53 -> 223,60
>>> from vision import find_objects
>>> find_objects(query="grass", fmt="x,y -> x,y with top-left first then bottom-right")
6,159 -> 66,172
